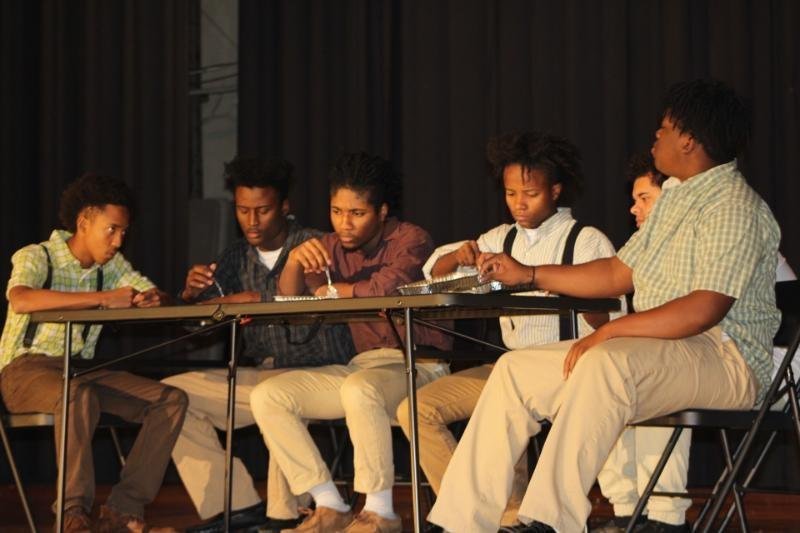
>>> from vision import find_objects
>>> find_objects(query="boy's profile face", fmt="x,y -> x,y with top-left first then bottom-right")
77,204 -> 129,266
329,186 -> 387,252
234,185 -> 289,251
503,164 -> 561,230
630,174 -> 663,228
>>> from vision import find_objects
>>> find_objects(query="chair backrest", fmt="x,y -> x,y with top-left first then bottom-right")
768,280 -> 800,408
774,280 -> 800,347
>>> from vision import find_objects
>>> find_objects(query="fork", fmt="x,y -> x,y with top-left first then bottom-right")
324,266 -> 339,299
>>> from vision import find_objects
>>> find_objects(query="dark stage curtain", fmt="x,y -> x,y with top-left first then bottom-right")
239,0 -> 800,271
0,0 -> 191,318
0,0 -> 191,483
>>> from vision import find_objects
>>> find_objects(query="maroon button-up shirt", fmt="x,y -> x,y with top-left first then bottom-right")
314,218 -> 452,353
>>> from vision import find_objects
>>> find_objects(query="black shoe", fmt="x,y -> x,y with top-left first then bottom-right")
424,523 -> 444,533
498,520 -> 556,533
635,519 -> 690,533
591,514 -> 648,532
186,502 -> 300,533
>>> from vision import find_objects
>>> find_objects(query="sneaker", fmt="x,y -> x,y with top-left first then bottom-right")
186,501 -> 299,533
636,519 -> 690,533
95,504 -> 177,533
281,506 -> 353,532
591,515 -> 648,533
61,506 -> 91,533
498,521 -> 556,533
342,511 -> 402,533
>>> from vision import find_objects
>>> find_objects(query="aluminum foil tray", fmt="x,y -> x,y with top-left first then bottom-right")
397,272 -> 504,295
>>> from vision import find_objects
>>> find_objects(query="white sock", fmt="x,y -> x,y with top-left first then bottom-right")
308,481 -> 350,513
363,488 -> 398,519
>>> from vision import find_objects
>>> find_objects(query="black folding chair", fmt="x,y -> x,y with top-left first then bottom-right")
625,280 -> 800,532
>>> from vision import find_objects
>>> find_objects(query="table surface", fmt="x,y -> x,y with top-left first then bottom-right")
30,292 -> 620,324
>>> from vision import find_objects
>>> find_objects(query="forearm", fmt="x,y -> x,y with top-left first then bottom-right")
534,257 -> 633,298
599,290 -> 733,341
430,252 -> 460,277
8,287 -> 103,313
277,261 -> 311,296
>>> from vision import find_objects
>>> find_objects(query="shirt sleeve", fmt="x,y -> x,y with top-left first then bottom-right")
107,254 -> 156,292
690,202 -> 768,299
6,245 -> 49,296
475,224 -> 512,254
421,240 -> 467,279
351,227 -> 435,297
616,227 -> 645,270
573,226 -> 617,265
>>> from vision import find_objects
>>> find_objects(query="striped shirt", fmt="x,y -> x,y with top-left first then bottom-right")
422,208 -> 622,350
617,161 -> 781,400
0,230 -> 155,370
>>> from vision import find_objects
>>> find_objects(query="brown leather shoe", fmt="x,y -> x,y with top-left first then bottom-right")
282,506 -> 353,532
342,511 -> 402,533
95,505 -> 177,533
61,506 -> 91,533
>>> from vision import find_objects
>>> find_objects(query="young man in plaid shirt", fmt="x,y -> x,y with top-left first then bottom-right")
0,173 -> 187,533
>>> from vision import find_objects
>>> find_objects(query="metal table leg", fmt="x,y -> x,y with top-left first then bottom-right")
224,319 -> 240,531
55,321 -> 73,533
403,308 -> 422,533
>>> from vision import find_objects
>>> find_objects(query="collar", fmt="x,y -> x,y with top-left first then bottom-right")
347,217 -> 400,258
49,229 -> 102,276
669,160 -> 738,198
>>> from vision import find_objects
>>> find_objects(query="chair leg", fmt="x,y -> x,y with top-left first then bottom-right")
719,429 -> 749,533
626,427 -> 684,533
0,421 -> 38,533
718,429 -> 779,531
108,427 -> 126,467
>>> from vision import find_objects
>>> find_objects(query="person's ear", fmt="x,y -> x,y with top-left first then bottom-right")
76,208 -> 91,233
379,203 -> 389,222
551,182 -> 563,202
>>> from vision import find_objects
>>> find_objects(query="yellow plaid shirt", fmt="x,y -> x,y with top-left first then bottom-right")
617,161 -> 781,401
0,230 -> 154,370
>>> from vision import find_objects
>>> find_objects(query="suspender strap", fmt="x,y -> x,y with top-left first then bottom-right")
558,222 -> 584,341
22,246 -> 53,348
502,226 -> 518,256
22,245 -> 104,350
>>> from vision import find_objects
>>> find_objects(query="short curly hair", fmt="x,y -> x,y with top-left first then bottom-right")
58,173 -> 135,232
661,79 -> 750,164
328,152 -> 402,215
487,131 -> 583,207
625,152 -> 666,187
223,156 -> 294,201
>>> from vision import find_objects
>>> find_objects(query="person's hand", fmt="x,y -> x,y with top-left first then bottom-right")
287,238 -> 331,274
133,288 -> 167,308
100,287 -> 139,309
182,263 -> 217,301
476,252 -> 534,286
453,241 -> 481,268
562,326 -> 612,379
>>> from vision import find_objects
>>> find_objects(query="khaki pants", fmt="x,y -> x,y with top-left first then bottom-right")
395,364 -> 528,525
598,427 -> 692,525
249,348 -> 449,496
0,354 -> 188,518
429,328 -> 757,533
162,368 -> 308,520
